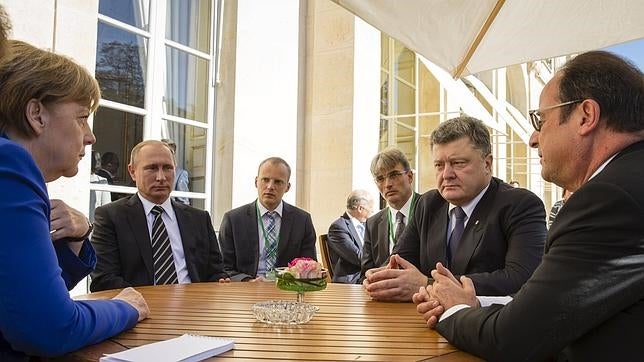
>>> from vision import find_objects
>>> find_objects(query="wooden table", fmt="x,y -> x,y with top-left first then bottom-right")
68,283 -> 481,361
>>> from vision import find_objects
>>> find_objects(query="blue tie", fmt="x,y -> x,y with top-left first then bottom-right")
447,207 -> 466,268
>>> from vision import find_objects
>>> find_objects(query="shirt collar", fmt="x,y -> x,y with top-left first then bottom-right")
139,193 -> 176,222
588,153 -> 618,181
389,192 -> 414,219
448,182 -> 490,220
348,213 -> 363,229
257,199 -> 284,218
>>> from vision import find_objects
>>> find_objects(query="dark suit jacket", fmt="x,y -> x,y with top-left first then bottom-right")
327,212 -> 362,284
219,200 -> 317,281
90,194 -> 227,291
436,142 -> 644,361
361,192 -> 421,277
395,178 -> 546,296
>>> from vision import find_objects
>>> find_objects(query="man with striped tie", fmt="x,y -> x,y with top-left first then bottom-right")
90,140 -> 228,291
219,157 -> 317,282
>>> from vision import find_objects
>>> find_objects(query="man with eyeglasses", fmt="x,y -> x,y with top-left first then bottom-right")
416,51 -> 644,360
360,147 -> 421,282
219,157 -> 317,281
364,117 -> 546,302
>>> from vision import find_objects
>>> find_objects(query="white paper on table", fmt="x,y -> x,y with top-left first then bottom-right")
99,334 -> 234,362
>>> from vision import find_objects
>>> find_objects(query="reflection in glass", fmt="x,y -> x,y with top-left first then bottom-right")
166,0 -> 211,52
161,120 -> 207,195
165,47 -> 209,122
96,22 -> 147,108
99,0 -> 149,30
92,107 -> 144,192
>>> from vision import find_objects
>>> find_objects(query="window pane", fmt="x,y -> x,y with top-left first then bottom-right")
92,107 -> 144,191
165,46 -> 209,122
99,0 -> 150,30
166,0 -> 212,53
96,22 -> 147,108
394,42 -> 415,84
396,80 -> 415,115
161,120 -> 207,195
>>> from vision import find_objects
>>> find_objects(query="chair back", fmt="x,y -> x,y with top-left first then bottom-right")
318,234 -> 333,282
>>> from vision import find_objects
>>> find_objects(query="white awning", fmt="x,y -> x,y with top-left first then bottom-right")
333,0 -> 644,77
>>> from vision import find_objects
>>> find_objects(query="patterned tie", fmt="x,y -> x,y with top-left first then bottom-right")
394,211 -> 405,242
447,207 -> 466,268
151,206 -> 178,285
264,211 -> 279,271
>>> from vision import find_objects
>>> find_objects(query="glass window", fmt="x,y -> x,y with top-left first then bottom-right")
165,46 -> 209,122
96,22 -> 147,108
161,120 -> 208,195
92,107 -> 144,190
99,0 -> 150,30
166,0 -> 212,53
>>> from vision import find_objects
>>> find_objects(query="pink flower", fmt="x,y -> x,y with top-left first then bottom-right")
286,257 -> 323,279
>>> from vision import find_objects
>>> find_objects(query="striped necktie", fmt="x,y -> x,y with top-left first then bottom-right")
264,211 -> 278,271
151,206 -> 178,285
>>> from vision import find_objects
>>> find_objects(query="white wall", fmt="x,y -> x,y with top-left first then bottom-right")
231,0 -> 301,207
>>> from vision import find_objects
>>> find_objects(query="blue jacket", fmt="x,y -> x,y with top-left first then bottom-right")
0,136 -> 138,360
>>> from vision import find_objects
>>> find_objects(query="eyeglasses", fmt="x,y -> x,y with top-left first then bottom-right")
374,170 -> 410,185
528,100 -> 583,131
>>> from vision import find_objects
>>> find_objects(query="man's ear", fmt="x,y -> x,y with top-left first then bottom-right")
128,163 -> 136,181
285,182 -> 291,193
578,99 -> 601,136
25,99 -> 45,135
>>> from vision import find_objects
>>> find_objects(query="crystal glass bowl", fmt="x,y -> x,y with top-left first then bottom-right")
251,300 -> 319,325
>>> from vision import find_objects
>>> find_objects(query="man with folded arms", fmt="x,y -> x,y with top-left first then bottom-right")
364,117 -> 546,301
416,51 -> 644,360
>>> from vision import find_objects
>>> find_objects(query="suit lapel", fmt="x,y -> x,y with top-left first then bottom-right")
452,179 -> 498,274
127,195 -> 155,281
427,201 -> 449,268
277,202 -> 292,265
375,210 -> 389,265
243,201 -> 264,273
343,213 -> 362,248
173,201 -> 196,278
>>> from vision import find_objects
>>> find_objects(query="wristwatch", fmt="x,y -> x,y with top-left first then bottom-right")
69,219 -> 93,242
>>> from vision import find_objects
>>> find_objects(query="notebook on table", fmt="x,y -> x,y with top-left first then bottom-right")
99,334 -> 234,362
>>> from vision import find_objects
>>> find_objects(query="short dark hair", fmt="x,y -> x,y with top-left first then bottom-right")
430,116 -> 491,157
258,157 -> 291,180
557,51 -> 644,132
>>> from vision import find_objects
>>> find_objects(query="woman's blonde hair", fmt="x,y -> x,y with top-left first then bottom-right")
0,40 -> 100,138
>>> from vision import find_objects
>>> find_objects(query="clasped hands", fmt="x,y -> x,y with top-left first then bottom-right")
412,262 -> 479,328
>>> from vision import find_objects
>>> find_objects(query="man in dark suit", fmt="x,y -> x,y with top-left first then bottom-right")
219,157 -> 316,281
327,189 -> 374,284
361,147 -> 421,279
364,117 -> 546,301
416,51 -> 644,361
90,140 -> 227,291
